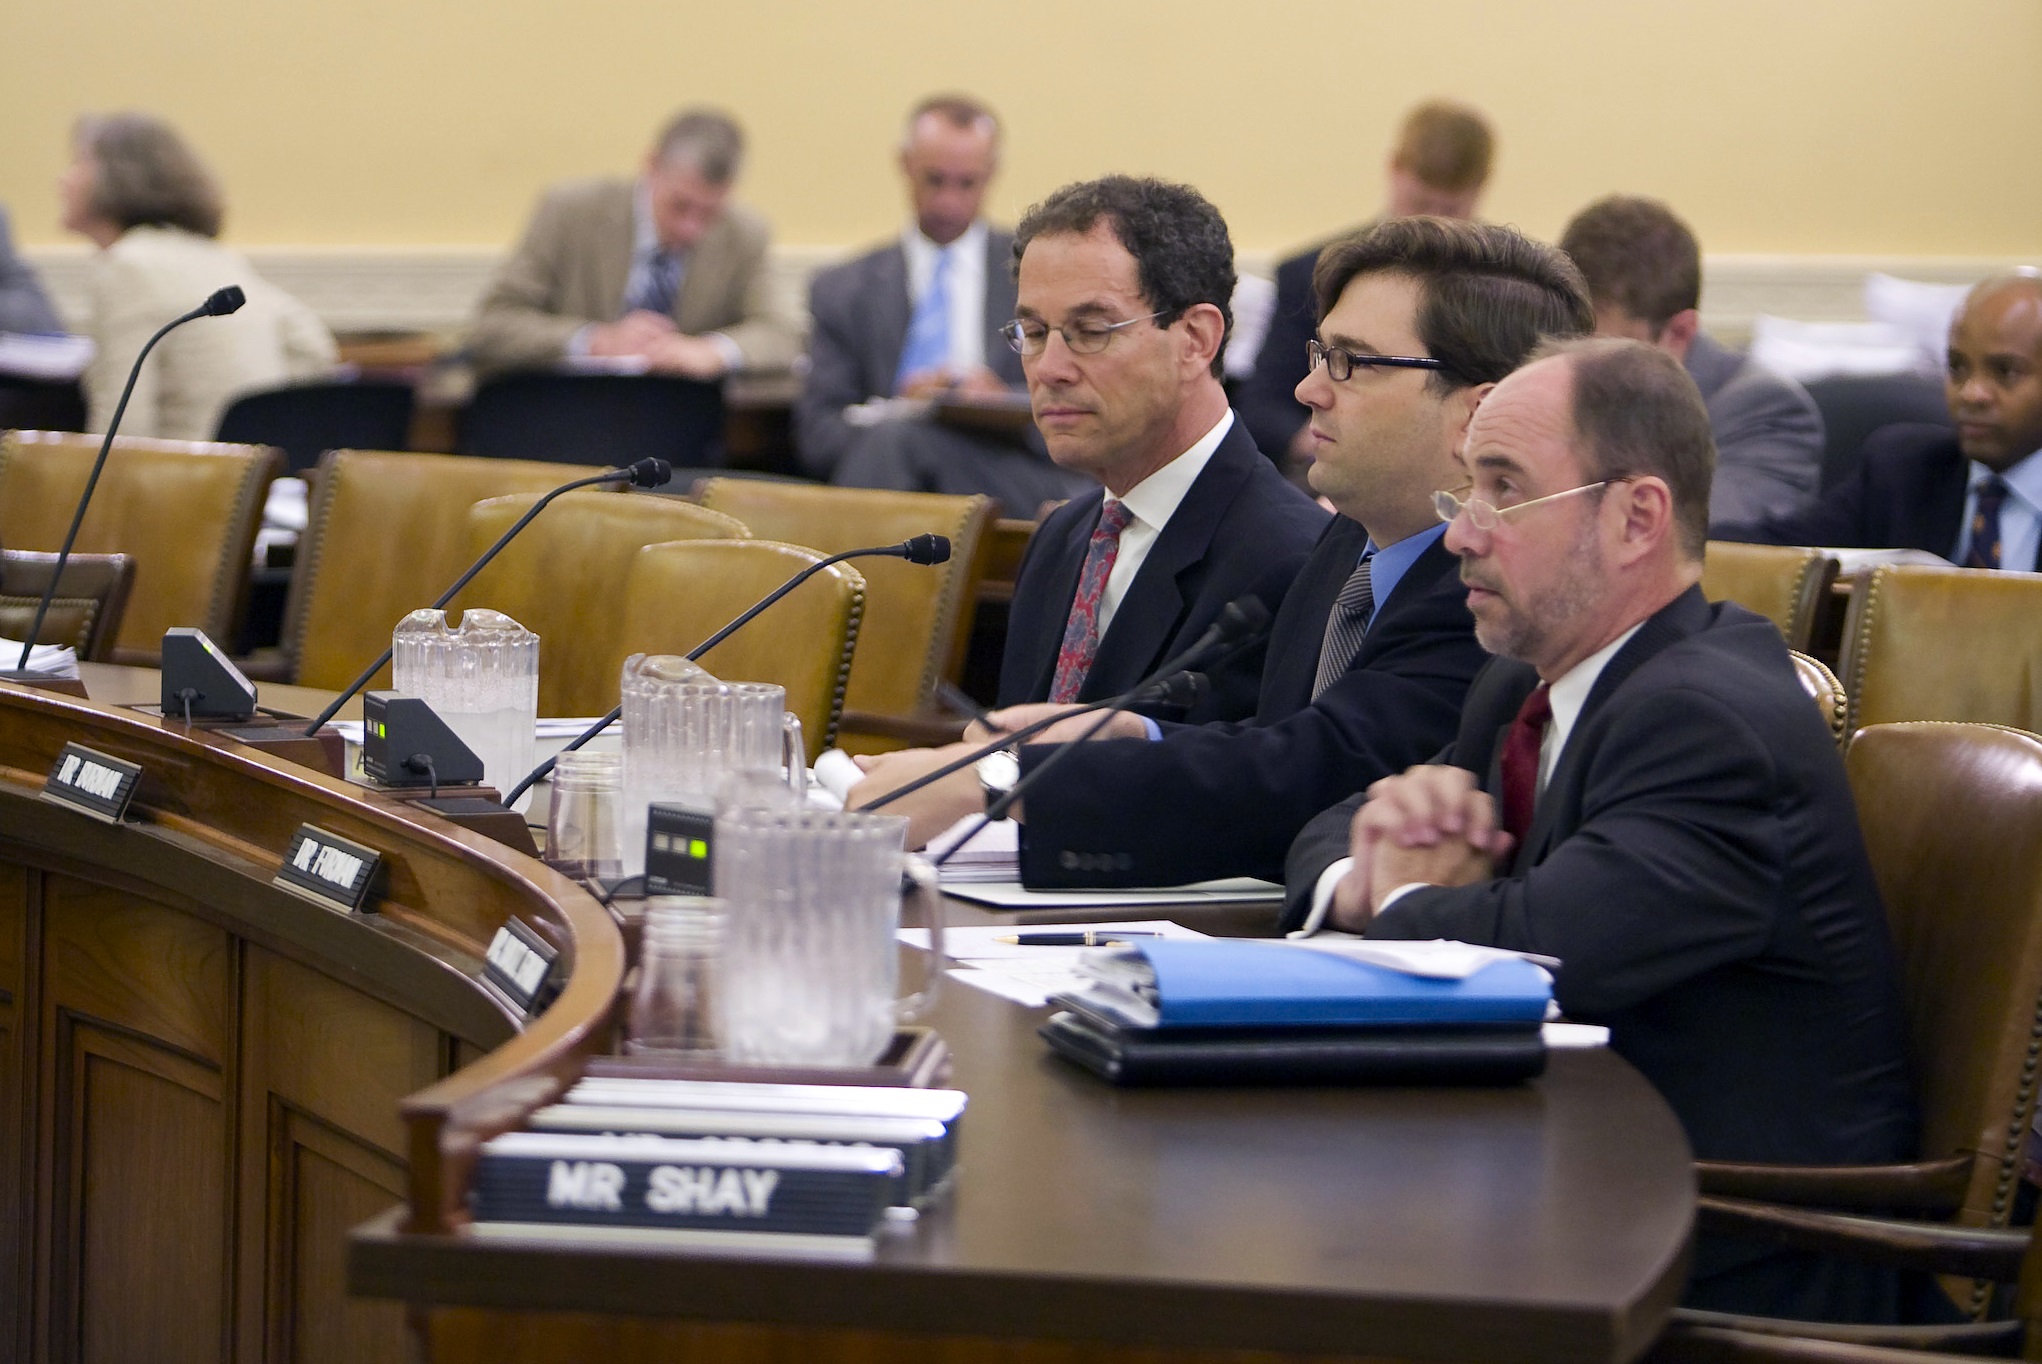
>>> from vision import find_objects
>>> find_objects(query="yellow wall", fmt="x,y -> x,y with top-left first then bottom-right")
4,0 -> 2038,257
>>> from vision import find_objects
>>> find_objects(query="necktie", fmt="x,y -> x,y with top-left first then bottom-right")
894,247 -> 953,391
1498,683 -> 1553,851
1048,501 -> 1136,703
623,248 -> 683,318
1964,475 -> 2010,570
1311,554 -> 1377,699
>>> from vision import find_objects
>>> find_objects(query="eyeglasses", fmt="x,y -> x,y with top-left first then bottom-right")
1001,311 -> 1168,356
1308,339 -> 1448,382
1432,478 -> 1631,530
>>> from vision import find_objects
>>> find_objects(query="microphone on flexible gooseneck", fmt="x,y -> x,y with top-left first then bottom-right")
299,457 -> 673,736
496,533 -> 955,809
12,287 -> 247,672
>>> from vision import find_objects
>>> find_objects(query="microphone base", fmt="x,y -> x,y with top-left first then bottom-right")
131,707 -> 347,778
0,670 -> 90,698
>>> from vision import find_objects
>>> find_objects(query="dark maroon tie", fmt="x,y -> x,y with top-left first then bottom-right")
1048,500 -> 1135,702
1963,475 -> 2010,570
1499,683 -> 1553,849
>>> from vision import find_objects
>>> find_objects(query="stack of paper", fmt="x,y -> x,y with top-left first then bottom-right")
1,638 -> 80,679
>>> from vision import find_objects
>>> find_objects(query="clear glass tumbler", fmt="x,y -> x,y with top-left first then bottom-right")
391,608 -> 539,805
544,749 -> 623,881
625,898 -> 726,1059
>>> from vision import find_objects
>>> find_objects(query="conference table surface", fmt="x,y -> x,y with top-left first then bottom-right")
63,665 -> 1698,1362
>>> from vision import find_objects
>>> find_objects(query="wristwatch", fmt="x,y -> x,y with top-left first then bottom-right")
976,750 -> 1020,813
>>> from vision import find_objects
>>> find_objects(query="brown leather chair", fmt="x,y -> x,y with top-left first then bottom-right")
1701,542 -> 1838,652
282,450 -> 596,691
1840,564 -> 2042,735
455,490 -> 749,716
1694,723 -> 2042,1323
0,430 -> 280,664
1789,649 -> 1849,748
0,550 -> 136,661
694,479 -> 995,754
616,540 -> 865,750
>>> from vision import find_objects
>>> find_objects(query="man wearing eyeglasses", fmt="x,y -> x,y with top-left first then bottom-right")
850,218 -> 1589,891
1285,338 -> 1915,1319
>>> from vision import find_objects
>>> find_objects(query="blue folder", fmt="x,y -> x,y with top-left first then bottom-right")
1133,941 -> 1552,1030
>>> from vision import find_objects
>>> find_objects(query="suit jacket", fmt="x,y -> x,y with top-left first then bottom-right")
1016,519 -> 1485,887
466,177 -> 803,375
82,227 -> 335,442
0,206 -> 62,336
997,417 -> 1328,723
1687,333 -> 1824,527
1237,234 -> 1350,459
1719,423 -> 2025,566
1284,587 -> 1917,1172
793,229 -> 1025,479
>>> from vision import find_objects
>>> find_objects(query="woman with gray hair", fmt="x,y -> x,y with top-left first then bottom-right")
60,112 -> 335,441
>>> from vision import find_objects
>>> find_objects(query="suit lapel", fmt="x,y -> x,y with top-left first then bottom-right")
869,245 -> 912,392
984,230 -> 1022,386
588,182 -> 637,322
1258,515 -> 1371,717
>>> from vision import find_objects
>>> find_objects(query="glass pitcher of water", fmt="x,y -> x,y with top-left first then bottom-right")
391,608 -> 538,803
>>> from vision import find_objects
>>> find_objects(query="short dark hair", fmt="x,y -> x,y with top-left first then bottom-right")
1312,217 -> 1594,393
1012,175 -> 1235,379
1558,196 -> 1701,332
1539,336 -> 1715,560
905,93 -> 999,143
1392,100 -> 1495,193
74,112 -> 223,238
653,107 -> 745,184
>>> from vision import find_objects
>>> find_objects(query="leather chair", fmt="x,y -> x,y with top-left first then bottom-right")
1702,542 -> 1838,652
1789,650 -> 1849,748
1694,722 -> 2042,1323
455,490 -> 749,716
0,430 -> 280,665
616,540 -> 865,750
460,373 -> 725,468
694,479 -> 996,754
283,450 -> 595,691
214,378 -> 418,475
1840,565 -> 2042,734
0,550 -> 135,661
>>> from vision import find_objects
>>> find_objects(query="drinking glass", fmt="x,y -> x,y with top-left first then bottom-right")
544,749 -> 623,881
391,608 -> 539,804
625,898 -> 725,1059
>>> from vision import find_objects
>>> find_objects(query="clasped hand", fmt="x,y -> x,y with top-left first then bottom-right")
1331,765 -> 1513,932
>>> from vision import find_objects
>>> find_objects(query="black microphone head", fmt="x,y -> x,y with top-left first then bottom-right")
901,534 -> 951,565
1151,671 -> 1208,709
1216,595 -> 1272,643
203,286 -> 246,316
625,457 -> 673,488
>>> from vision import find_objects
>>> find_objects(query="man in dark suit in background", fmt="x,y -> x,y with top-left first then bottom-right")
850,219 -> 1588,875
1723,272 -> 2042,570
1237,100 -> 1494,470
1286,338 -> 1915,1319
795,95 -> 1094,511
847,175 -> 1328,809
1560,195 -> 1824,527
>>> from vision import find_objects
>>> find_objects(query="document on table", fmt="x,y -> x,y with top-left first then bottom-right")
941,877 -> 1284,909
898,920 -> 1210,1008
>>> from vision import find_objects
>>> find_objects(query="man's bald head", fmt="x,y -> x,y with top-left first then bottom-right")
1947,272 -> 2042,471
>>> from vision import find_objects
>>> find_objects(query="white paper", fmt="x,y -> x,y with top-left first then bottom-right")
943,876 -> 1282,910
0,638 -> 79,678
903,920 -> 1209,1009
0,331 -> 94,380
1267,936 -> 1558,980
1541,1022 -> 1610,1049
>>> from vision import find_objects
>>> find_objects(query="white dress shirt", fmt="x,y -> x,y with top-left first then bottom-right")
1952,449 -> 2042,573
900,220 -> 989,374
1292,621 -> 1645,938
1094,410 -> 1231,636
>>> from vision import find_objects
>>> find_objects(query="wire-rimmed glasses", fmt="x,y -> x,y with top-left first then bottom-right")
1001,311 -> 1168,356
1432,478 -> 1631,530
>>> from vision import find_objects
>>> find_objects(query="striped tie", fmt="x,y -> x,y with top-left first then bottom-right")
623,249 -> 684,318
1964,475 -> 2010,570
1048,501 -> 1136,703
1311,555 -> 1376,699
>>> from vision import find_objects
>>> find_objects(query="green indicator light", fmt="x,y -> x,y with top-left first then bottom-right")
688,839 -> 708,859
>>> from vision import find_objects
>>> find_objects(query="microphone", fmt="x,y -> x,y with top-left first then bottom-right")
497,534 -> 954,808
13,288 -> 247,672
861,594 -> 1271,816
300,458 -> 674,736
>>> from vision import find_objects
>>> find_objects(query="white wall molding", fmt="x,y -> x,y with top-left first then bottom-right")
23,243 -> 2031,344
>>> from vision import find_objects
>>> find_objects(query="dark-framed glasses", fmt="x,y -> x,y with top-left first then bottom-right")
1002,311 -> 1168,356
1308,338 -> 1448,382
1432,477 -> 1632,530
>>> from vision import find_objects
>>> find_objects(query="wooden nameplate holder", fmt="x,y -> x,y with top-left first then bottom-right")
582,1028 -> 953,1089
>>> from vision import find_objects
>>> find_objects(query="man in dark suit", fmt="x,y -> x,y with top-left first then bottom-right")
1723,273 -> 2042,570
847,175 -> 1328,821
795,96 -> 1094,512
1237,100 -> 1494,467
1286,339 -> 1915,1319
852,219 -> 1591,877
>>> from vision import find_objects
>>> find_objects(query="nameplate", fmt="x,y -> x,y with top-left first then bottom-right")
484,916 -> 562,1015
644,802 -> 715,897
41,743 -> 142,824
274,824 -> 381,914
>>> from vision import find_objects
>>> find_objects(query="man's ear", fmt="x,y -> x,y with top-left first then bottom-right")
1656,309 -> 1700,360
1447,381 -> 1495,458
1178,302 -> 1227,377
1612,475 -> 1676,560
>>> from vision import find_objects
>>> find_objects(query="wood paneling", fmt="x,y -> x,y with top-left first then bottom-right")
0,863 -> 29,1362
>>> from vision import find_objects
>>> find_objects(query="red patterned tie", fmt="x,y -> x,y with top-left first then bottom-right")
1498,683 -> 1553,849
1048,500 -> 1136,702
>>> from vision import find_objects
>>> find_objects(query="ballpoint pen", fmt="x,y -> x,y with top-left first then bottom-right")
993,930 -> 1163,947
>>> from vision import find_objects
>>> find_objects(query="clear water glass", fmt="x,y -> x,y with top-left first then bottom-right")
544,749 -> 623,881
391,608 -> 538,805
625,898 -> 725,1059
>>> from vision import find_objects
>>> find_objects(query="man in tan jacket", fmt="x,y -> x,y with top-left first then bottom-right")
467,108 -> 803,378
